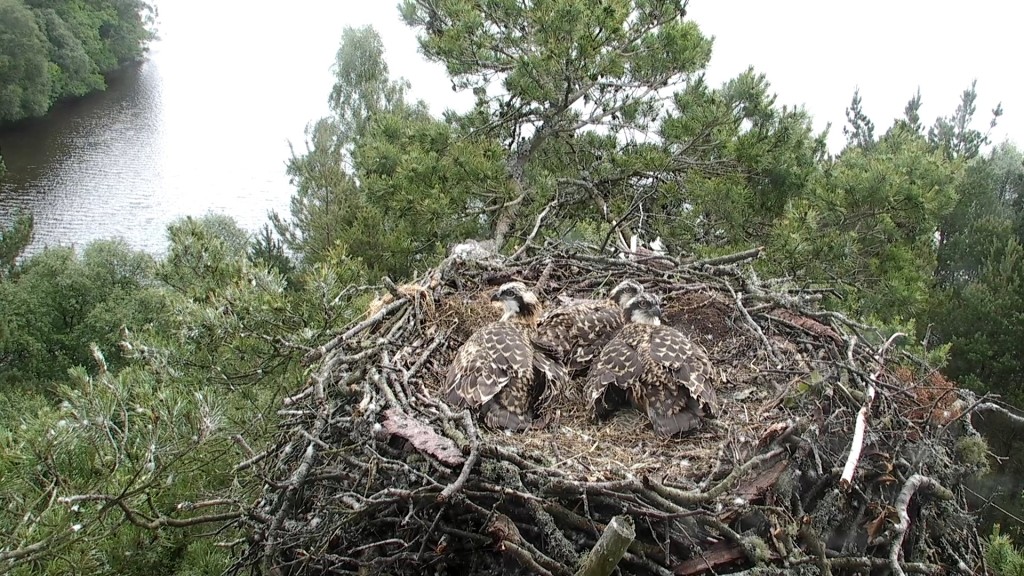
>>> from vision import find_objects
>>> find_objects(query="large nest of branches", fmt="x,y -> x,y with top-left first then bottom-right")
233,243 -> 989,576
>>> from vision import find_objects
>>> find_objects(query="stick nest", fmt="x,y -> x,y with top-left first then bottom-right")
231,244 -> 987,576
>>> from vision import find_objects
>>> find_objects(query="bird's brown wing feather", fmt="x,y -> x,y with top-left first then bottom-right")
586,329 -> 644,417
445,323 -> 531,410
533,306 -> 578,360
634,366 -> 707,436
647,325 -> 720,416
565,305 -> 626,370
532,348 -> 569,406
535,301 -> 604,354
536,300 -> 625,371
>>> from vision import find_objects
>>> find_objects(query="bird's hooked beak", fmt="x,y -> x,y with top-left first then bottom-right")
489,290 -> 506,313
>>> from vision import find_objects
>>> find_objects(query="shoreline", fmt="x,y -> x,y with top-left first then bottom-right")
0,56 -> 151,137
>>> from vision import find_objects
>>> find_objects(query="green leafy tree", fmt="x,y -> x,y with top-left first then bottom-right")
0,211 -> 33,277
769,120 -> 958,322
0,0 -> 154,125
986,524 -> 1024,576
395,0 -> 827,261
902,88 -> 923,134
32,6 -> 104,100
249,223 -> 297,285
928,79 -> 1003,162
400,0 -> 716,247
926,143 -> 1024,403
279,5 -> 826,283
843,88 -> 875,149
0,239 -> 166,388
0,0 -> 52,122
272,25 -> 504,280
0,214 -> 369,574
271,26 -> 405,269
656,69 -> 824,251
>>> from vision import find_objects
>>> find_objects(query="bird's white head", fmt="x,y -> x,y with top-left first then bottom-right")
608,279 -> 644,308
624,292 -> 662,325
490,281 -> 541,323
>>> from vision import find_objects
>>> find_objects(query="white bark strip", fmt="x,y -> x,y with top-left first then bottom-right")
888,474 -> 954,576
840,332 -> 905,489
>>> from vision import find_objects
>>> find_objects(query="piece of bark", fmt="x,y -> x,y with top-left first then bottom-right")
382,408 -> 466,466
673,542 -> 752,575
770,307 -> 842,343
735,457 -> 788,500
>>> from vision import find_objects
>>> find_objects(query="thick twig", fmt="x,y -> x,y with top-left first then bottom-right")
691,246 -> 764,268
827,557 -> 947,574
57,494 -> 243,529
649,448 -> 786,505
511,200 -> 558,260
971,400 -> 1024,429
0,535 -> 57,563
839,377 -> 875,490
839,333 -> 905,489
438,410 -> 481,502
725,282 -> 783,367
574,514 -> 636,576
888,475 -> 954,576
302,298 -> 408,365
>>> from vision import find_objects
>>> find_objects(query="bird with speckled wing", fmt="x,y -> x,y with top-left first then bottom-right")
533,280 -> 644,377
445,282 -> 569,431
586,292 -> 721,436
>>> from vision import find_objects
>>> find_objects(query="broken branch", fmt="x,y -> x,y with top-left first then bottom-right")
574,514 -> 636,576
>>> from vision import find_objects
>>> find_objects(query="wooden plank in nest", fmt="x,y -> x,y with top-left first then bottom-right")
382,408 -> 466,466
673,542 -> 752,575
674,541 -> 783,575
717,455 -> 790,524
770,307 -> 841,343
733,456 -> 789,502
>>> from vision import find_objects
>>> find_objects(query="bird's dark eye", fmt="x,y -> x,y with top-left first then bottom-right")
503,289 -> 515,297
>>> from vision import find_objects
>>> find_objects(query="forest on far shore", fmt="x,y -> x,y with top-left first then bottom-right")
0,0 -> 155,128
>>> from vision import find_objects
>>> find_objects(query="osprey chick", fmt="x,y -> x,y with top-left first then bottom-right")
586,292 -> 720,436
445,282 -> 567,431
533,280 -> 644,375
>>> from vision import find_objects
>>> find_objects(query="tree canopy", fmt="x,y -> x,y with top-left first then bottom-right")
0,0 -> 154,125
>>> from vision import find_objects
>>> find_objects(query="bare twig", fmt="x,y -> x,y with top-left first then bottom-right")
511,200 -> 558,260
840,333 -> 905,489
692,246 -> 764,267
438,410 -> 481,502
302,298 -> 408,365
57,494 -> 243,529
888,475 -> 954,576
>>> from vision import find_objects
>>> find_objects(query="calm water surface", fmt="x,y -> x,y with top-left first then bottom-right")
0,1 -> 352,256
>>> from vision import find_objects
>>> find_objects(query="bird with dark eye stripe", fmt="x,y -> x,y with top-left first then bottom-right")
585,292 -> 721,436
533,279 -> 644,377
444,282 -> 568,431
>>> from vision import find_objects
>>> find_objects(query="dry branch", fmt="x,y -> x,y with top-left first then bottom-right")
574,514 -> 635,576
230,243 -> 985,576
889,475 -> 954,576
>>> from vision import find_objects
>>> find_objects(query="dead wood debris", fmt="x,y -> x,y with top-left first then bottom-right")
228,243 -> 987,576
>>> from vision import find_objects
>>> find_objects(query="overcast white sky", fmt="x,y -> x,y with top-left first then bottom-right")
339,1 -> 1019,154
